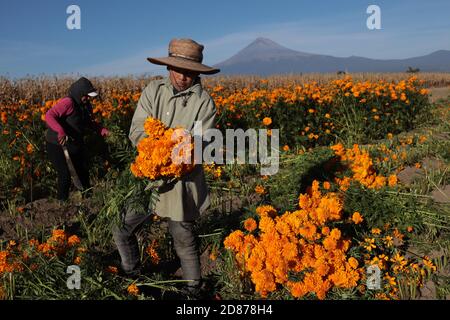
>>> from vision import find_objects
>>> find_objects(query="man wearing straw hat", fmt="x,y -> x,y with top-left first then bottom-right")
112,38 -> 219,298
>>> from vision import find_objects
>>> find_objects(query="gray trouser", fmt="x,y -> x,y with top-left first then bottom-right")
112,201 -> 201,287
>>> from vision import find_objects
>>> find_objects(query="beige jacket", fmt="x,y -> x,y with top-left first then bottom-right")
129,77 -> 216,221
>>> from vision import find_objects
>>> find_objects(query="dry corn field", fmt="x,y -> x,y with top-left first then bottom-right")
0,73 -> 449,300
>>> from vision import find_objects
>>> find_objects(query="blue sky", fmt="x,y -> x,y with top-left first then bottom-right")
1,0 -> 449,77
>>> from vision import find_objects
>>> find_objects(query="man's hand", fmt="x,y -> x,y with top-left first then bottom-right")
144,178 -> 178,193
157,177 -> 179,193
58,135 -> 69,146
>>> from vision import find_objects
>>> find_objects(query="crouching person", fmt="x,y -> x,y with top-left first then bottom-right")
45,77 -> 109,201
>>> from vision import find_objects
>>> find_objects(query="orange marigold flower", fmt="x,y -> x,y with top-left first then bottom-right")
209,252 -> 217,261
143,117 -> 166,137
106,266 -> 119,274
392,228 -> 404,240
422,257 -> 437,272
243,218 -> 257,232
371,228 -> 382,235
28,239 -> 39,247
0,112 -> 8,124
224,230 -> 245,252
209,247 -> 218,261
259,216 -> 275,233
262,117 -> 272,126
26,143 -> 34,154
299,223 -> 317,240
330,228 -> 341,240
388,174 -> 398,187
321,226 -> 330,236
383,235 -> 394,247
348,257 -> 359,269
255,205 -> 277,218
146,240 -> 160,265
51,229 -> 66,242
289,281 -> 308,298
363,238 -> 376,252
67,235 -> 81,247
352,212 -> 364,224
323,235 -> 337,251
254,185 -> 266,194
127,283 -> 140,296
251,270 -> 276,297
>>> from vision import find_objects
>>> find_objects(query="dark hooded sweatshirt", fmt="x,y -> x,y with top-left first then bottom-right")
45,77 -> 100,146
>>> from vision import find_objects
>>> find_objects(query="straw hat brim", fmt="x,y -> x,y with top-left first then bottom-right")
147,56 -> 220,75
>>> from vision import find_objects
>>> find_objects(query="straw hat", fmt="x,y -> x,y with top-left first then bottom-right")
147,38 -> 220,75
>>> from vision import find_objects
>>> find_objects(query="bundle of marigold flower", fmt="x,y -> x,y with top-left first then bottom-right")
224,180 -> 362,299
130,117 -> 195,180
0,230 -> 84,276
0,243 -> 24,275
331,143 -> 398,191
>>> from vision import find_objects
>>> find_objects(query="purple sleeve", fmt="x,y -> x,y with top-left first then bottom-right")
45,97 -> 74,138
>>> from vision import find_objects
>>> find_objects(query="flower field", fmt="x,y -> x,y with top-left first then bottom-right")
0,74 -> 449,300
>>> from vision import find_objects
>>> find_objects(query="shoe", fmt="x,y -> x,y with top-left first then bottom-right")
178,282 -> 204,300
119,265 -> 142,280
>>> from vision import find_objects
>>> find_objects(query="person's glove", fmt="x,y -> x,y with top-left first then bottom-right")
58,135 -> 69,146
100,127 -> 109,137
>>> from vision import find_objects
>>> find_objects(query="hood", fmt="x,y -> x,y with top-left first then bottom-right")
68,77 -> 97,105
